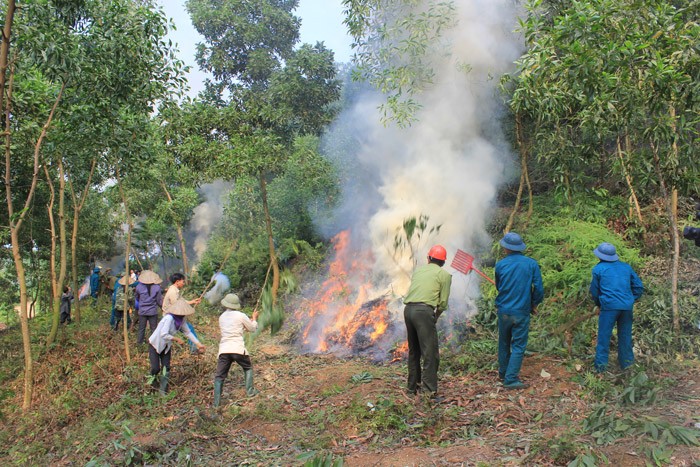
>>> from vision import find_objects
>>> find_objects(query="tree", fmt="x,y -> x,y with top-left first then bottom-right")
343,0 -> 457,126
185,0 -> 341,304
505,0 -> 700,331
0,0 -> 186,408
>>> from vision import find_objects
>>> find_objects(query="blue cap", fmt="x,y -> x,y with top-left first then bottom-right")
593,242 -> 619,262
499,232 -> 526,252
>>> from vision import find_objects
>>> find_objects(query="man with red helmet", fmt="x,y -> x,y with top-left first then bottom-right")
403,244 -> 452,399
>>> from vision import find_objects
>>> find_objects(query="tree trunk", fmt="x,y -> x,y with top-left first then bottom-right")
505,112 -> 533,233
115,168 -> 132,364
671,189 -> 679,332
46,159 -> 68,347
619,133 -> 644,224
3,8 -> 63,406
650,139 -> 680,333
44,165 -> 59,346
69,158 -> 96,323
161,181 -> 189,276
259,174 -> 279,304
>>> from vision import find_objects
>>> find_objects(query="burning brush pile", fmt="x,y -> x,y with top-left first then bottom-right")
293,230 -> 408,362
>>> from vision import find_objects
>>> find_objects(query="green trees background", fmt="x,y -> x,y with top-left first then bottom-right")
0,0 -> 698,413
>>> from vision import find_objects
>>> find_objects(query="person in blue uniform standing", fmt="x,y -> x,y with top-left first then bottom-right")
495,232 -> 544,390
590,242 -> 643,373
89,266 -> 101,299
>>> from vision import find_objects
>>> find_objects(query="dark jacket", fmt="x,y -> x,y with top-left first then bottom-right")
495,252 -> 544,315
60,291 -> 73,316
590,260 -> 643,311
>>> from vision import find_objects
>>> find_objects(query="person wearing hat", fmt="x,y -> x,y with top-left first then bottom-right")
213,293 -> 260,406
495,232 -> 544,390
112,275 -> 135,331
164,273 -> 202,353
590,242 -> 644,373
134,270 -> 164,345
403,244 -> 452,399
148,299 -> 205,395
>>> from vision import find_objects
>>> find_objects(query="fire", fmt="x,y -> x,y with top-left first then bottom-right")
295,230 -> 405,360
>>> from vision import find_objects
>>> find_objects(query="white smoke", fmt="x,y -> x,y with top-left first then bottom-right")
204,271 -> 231,305
337,0 -> 521,299
188,180 -> 233,260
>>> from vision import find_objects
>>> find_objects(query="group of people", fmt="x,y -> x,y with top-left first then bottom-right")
76,230 -> 643,405
403,232 -> 644,398
104,269 -> 261,403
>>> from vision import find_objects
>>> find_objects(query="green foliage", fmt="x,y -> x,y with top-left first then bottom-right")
506,0 -> 700,200
108,423 -> 144,466
390,214 -> 442,274
343,0 -> 457,126
350,371 -> 374,384
568,452 -> 607,467
298,451 -> 344,467
584,402 -> 700,447
633,281 -> 700,360
445,337 -> 497,374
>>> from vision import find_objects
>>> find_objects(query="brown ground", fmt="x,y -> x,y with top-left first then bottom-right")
3,318 -> 700,466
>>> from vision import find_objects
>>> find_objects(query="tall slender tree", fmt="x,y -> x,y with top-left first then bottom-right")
185,0 -> 340,304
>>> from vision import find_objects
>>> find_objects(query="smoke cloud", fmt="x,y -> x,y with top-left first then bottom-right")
299,0 -> 522,356
187,180 -> 233,261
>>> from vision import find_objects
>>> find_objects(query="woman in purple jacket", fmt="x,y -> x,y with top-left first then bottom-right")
134,270 -> 164,345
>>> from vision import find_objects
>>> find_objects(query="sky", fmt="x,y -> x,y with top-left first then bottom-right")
158,0 -> 353,97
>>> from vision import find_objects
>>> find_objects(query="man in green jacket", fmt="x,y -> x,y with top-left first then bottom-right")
403,245 -> 452,397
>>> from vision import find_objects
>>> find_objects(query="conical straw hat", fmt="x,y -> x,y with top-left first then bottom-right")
168,298 -> 194,316
138,270 -> 162,285
117,275 -> 133,286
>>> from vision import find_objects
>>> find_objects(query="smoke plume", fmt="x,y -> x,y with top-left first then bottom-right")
298,0 -> 522,357
187,180 -> 233,261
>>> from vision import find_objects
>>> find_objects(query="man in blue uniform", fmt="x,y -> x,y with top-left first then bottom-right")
495,232 -> 544,390
590,242 -> 643,373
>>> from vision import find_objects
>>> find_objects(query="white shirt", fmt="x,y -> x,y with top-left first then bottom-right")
149,314 -> 199,354
218,310 -> 258,356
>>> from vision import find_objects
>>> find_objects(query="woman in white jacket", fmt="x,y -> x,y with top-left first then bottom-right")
213,293 -> 259,407
148,299 -> 205,395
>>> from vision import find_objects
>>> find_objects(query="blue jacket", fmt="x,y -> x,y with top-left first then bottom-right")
90,268 -> 100,298
590,260 -> 643,311
495,252 -> 544,315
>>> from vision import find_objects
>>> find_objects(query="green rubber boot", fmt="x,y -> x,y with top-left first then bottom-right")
244,369 -> 259,397
159,371 -> 169,396
213,379 -> 224,407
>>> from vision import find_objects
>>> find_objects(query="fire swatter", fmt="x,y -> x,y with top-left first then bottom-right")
450,249 -> 495,285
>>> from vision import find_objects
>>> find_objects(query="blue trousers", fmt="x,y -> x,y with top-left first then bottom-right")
595,309 -> 634,372
498,313 -> 530,385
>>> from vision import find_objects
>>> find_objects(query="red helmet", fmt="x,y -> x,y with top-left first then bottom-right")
427,245 -> 447,261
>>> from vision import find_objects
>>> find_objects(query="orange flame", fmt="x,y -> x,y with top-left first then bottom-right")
296,230 -> 401,357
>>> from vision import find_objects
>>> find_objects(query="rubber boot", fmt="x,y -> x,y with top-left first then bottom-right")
159,371 -> 169,396
213,379 -> 224,407
244,369 -> 259,397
